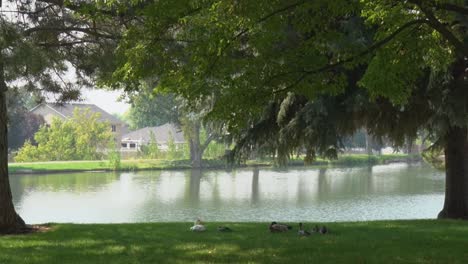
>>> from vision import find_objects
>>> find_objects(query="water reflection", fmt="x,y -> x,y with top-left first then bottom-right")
10,163 -> 445,223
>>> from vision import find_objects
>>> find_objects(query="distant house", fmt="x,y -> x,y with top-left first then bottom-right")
30,103 -> 127,141
121,123 -> 185,152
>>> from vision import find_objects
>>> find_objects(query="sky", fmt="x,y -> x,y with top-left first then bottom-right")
81,89 -> 130,115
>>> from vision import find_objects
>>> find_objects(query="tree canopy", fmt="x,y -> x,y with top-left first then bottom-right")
82,0 -> 468,219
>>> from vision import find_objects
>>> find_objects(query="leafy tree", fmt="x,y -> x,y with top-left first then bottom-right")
85,1 -> 468,219
126,81 -> 219,167
140,131 -> 161,159
6,88 -> 44,150
0,0 -> 122,232
126,83 -> 179,130
15,108 -> 113,162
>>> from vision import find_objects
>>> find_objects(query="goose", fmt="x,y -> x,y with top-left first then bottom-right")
298,223 -> 311,236
312,225 -> 320,233
190,218 -> 206,232
269,222 -> 291,232
319,226 -> 328,234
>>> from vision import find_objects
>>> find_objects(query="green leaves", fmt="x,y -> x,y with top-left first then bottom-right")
15,108 -> 113,162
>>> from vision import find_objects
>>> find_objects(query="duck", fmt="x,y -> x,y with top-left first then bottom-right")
217,226 -> 233,232
311,225 -> 320,233
319,226 -> 328,234
298,223 -> 311,236
269,222 -> 291,232
190,218 -> 206,232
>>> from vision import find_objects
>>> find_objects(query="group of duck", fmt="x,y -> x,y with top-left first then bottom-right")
189,219 -> 329,236
270,222 -> 328,236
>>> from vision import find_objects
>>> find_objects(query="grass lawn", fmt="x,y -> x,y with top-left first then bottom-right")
1,220 -> 467,263
8,154 -> 417,174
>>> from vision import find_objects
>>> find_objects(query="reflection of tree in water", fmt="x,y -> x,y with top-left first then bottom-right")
15,172 -> 118,193
187,169 -> 202,206
251,167 -> 259,205
317,168 -> 329,197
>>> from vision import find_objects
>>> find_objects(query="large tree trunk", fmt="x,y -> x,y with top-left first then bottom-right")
0,60 -> 27,233
189,121 -> 203,168
438,126 -> 468,220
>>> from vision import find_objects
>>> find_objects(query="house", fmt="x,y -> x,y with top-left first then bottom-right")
121,123 -> 185,152
30,103 -> 127,141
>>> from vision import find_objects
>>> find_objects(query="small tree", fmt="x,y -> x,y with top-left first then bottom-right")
166,132 -> 177,160
15,108 -> 113,162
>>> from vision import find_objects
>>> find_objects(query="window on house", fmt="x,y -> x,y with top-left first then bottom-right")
111,125 -> 117,132
129,143 -> 136,148
121,143 -> 127,148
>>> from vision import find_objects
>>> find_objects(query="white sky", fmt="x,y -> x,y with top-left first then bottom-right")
81,89 -> 130,115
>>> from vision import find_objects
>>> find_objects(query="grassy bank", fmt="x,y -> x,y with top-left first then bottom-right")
8,154 -> 418,174
0,220 -> 467,263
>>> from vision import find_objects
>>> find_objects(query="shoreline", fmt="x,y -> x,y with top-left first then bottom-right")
8,154 -> 422,175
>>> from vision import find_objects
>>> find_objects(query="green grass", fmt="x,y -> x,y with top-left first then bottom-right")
0,220 -> 467,263
8,159 -> 193,174
8,154 -> 418,174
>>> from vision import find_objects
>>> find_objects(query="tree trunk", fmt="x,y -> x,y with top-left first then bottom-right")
438,127 -> 468,220
0,61 -> 27,233
190,138 -> 203,169
189,121 -> 203,168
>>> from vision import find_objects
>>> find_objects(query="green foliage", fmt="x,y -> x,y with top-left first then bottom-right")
15,108 -> 113,162
166,132 -> 178,160
139,131 -> 161,159
126,83 -> 179,129
80,1 -> 467,166
107,141 -> 121,170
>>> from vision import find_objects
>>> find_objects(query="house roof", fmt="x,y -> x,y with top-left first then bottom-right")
122,123 -> 185,143
30,103 -> 122,124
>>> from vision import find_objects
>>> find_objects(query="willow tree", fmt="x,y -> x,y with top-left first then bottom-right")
0,0 -> 122,233
85,1 -> 467,218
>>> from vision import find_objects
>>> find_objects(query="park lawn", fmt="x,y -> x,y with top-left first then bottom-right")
7,159 -> 192,174
8,154 -> 415,174
0,220 -> 467,263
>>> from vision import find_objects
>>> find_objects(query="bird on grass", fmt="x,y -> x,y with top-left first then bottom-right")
269,222 -> 292,232
217,226 -> 233,232
298,223 -> 311,236
311,224 -> 329,234
190,218 -> 206,232
319,226 -> 328,234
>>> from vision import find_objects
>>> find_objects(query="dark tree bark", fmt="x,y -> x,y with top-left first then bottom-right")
189,121 -> 203,168
438,127 -> 468,220
0,59 -> 27,234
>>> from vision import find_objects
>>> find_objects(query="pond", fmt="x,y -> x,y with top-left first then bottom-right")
11,163 -> 445,223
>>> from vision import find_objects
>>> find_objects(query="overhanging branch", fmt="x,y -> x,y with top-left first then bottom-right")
272,19 -> 429,93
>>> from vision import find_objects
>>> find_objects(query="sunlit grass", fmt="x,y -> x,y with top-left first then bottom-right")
9,154 -> 416,174
0,220 -> 467,263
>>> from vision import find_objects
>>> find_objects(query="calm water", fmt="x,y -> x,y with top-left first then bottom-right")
10,163 -> 445,223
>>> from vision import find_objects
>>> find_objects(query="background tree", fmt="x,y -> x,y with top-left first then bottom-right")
126,81 -> 220,167
6,88 -> 44,150
15,108 -> 113,162
86,1 -> 468,219
126,82 -> 179,130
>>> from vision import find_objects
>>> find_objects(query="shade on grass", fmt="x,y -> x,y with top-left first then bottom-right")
0,220 -> 467,263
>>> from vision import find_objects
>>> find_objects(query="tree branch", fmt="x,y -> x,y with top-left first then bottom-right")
408,0 -> 468,56
201,133 -> 216,152
272,19 -> 429,93
207,0 -> 307,73
24,26 -> 120,40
